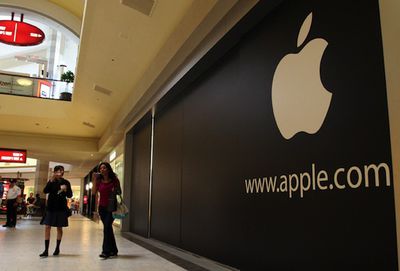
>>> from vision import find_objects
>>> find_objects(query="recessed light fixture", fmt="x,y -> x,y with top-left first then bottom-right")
93,84 -> 112,96
82,121 -> 95,128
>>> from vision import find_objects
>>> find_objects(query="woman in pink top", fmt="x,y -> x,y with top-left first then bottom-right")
92,162 -> 121,259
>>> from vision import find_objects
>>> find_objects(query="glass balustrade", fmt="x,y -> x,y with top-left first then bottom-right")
0,72 -> 73,101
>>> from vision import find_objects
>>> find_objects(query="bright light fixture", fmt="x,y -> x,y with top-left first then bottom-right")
109,150 -> 116,161
16,78 -> 33,86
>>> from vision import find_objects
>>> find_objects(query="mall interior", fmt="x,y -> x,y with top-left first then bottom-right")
0,0 -> 399,270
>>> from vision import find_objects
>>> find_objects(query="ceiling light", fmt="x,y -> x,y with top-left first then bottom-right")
93,84 -> 112,96
82,121 -> 95,128
16,78 -> 33,86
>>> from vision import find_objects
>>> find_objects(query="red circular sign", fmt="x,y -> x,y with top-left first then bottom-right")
0,20 -> 45,46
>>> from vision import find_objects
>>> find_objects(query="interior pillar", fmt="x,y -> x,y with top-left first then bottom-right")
34,159 -> 50,197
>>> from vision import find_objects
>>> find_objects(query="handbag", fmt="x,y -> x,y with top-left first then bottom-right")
112,195 -> 129,219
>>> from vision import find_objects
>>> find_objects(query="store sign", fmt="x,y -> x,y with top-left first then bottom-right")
0,148 -> 27,163
0,75 -> 12,91
37,80 -> 51,98
0,20 -> 45,46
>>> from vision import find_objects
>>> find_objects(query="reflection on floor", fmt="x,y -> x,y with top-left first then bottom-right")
0,215 -> 185,271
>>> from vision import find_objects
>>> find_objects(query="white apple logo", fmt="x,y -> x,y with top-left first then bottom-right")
271,12 -> 332,140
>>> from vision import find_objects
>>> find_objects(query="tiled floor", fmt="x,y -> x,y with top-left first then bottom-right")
0,215 -> 186,271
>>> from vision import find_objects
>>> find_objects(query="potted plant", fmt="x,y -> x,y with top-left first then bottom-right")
60,70 -> 74,101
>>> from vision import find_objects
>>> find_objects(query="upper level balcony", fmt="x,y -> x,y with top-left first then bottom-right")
0,72 -> 73,101
0,9 -> 79,102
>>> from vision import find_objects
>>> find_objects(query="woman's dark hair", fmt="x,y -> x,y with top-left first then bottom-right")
54,165 -> 64,172
98,162 -> 117,181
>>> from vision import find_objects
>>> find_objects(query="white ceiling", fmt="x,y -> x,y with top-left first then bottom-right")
0,0 -> 256,178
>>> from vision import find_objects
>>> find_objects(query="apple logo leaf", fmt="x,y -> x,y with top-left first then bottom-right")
297,12 -> 313,48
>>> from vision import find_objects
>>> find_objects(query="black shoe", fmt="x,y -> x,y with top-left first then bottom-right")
2,224 -> 9,227
39,251 -> 48,257
110,252 -> 118,257
99,253 -> 110,259
53,248 -> 60,256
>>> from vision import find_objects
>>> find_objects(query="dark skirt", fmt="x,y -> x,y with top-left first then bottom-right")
43,210 -> 69,227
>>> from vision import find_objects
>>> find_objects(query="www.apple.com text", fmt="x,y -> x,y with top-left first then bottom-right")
244,162 -> 391,198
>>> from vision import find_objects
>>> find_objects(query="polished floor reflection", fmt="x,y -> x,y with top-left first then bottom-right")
0,215 -> 185,271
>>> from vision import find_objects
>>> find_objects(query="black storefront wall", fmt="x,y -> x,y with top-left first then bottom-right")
151,103 -> 183,247
129,113 -> 152,237
128,0 -> 398,270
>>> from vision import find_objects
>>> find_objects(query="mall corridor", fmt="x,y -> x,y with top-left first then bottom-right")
0,0 -> 399,269
0,215 -> 186,271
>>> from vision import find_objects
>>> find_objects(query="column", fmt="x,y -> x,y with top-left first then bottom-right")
34,159 -> 50,197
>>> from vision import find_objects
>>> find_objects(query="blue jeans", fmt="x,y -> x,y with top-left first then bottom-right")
98,206 -> 118,254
